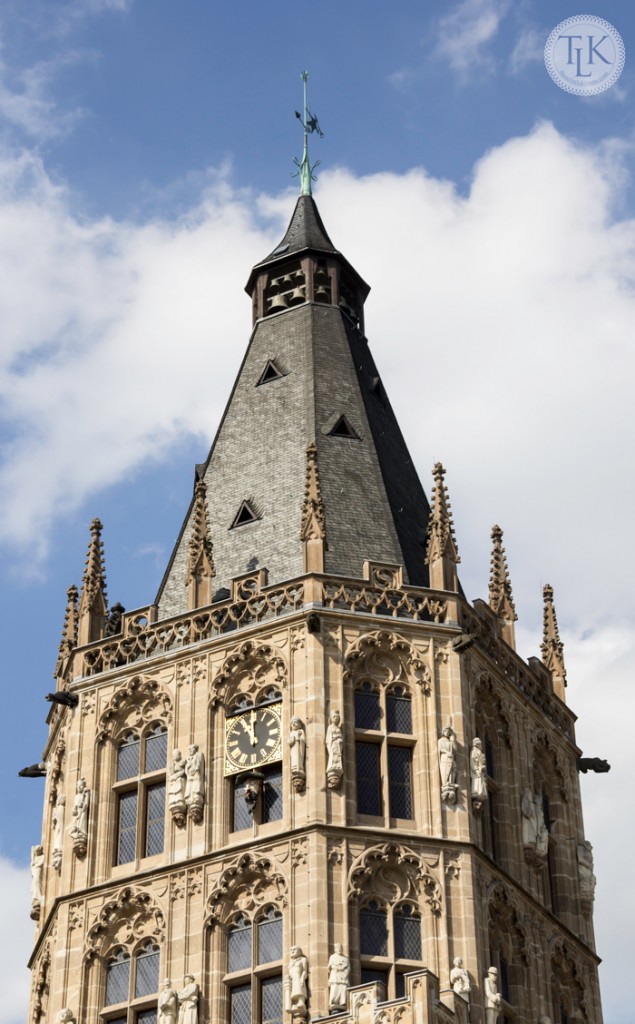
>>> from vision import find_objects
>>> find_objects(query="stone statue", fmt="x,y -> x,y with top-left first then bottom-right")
534,794 -> 549,860
57,1011 -> 75,1024
521,787 -> 538,850
30,845 -> 44,919
52,793 -> 65,870
328,944 -> 350,1011
168,749 -> 188,827
158,978 -> 178,1024
69,779 -> 90,855
450,957 -> 470,999
577,840 -> 596,910
177,975 -> 199,1024
470,739 -> 488,809
326,711 -> 343,788
289,717 -> 307,792
286,945 -> 309,1017
184,745 -> 205,824
438,726 -> 458,803
484,967 -> 502,1024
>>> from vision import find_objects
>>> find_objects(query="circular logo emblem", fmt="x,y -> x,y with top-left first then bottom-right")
544,15 -> 625,95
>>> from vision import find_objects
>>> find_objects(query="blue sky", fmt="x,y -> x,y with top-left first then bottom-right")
1,1 -> 634,1021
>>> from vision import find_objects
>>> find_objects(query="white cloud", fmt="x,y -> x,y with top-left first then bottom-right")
434,0 -> 510,75
0,39 -> 88,141
509,26 -> 545,74
1,122 -> 634,1019
0,856 -> 33,1024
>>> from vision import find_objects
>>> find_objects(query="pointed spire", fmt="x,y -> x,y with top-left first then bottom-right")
425,463 -> 460,591
488,525 -> 517,649
301,443 -> 326,572
187,478 -> 215,609
56,584 -> 78,675
77,518 -> 108,645
541,583 -> 567,700
293,71 -> 323,197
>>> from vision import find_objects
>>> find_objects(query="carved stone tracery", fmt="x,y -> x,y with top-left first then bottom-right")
211,640 -> 287,707
343,630 -> 431,694
85,887 -> 165,959
348,843 -> 442,915
97,677 -> 172,741
206,852 -> 288,925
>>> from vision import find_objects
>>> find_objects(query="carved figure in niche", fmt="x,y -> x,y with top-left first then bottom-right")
69,779 -> 90,855
158,979 -> 178,1024
484,967 -> 502,1024
521,787 -> 538,850
51,793 -> 65,870
30,845 -> 44,918
57,1011 -> 75,1024
534,793 -> 549,860
326,710 -> 343,788
470,739 -> 488,810
450,957 -> 470,1000
328,944 -> 350,1011
289,717 -> 307,792
286,945 -> 309,1017
168,750 -> 187,827
184,745 -> 205,823
177,975 -> 199,1024
577,840 -> 596,909
438,726 -> 458,803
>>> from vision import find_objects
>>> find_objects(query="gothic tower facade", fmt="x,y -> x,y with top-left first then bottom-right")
28,192 -> 602,1024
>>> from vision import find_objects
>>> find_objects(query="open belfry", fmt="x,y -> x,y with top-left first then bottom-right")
28,80 -> 603,1024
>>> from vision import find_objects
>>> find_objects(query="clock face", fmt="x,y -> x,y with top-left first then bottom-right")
225,704 -> 282,775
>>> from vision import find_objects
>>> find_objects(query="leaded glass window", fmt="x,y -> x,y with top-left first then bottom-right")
263,766 -> 283,822
117,791 -> 138,865
388,746 -> 413,819
394,905 -> 421,960
360,968 -> 388,990
395,973 -> 406,998
386,687 -> 412,734
106,950 -> 130,1005
360,901 -> 388,956
118,734 -> 140,781
233,778 -> 252,832
257,908 -> 282,965
138,1012 -> 158,1024
230,984 -> 252,1024
114,724 -> 167,865
145,784 -> 166,857
356,742 -> 381,816
261,976 -> 283,1024
135,943 -> 160,999
228,917 -> 252,973
355,684 -> 381,730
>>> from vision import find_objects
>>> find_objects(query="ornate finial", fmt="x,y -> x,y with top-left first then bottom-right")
541,583 -> 567,694
301,443 -> 326,572
187,478 -> 215,588
56,584 -> 79,671
488,525 -> 517,622
293,71 -> 324,196
77,517 -> 108,645
80,518 -> 107,607
426,463 -> 460,567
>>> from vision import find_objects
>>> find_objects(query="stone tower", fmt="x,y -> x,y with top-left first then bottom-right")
27,190 -> 603,1024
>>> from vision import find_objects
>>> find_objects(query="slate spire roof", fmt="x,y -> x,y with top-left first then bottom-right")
156,195 -> 432,618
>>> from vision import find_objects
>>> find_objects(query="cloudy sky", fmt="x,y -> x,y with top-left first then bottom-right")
1,1 -> 633,1021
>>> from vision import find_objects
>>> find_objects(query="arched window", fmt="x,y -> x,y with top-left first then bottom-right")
104,942 -> 160,1022
354,684 -> 414,821
225,908 -> 283,1024
358,900 -> 422,999
114,725 -> 167,865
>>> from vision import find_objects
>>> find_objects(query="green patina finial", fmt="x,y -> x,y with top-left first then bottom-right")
293,70 -> 324,196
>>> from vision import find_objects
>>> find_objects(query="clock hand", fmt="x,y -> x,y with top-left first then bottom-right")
249,709 -> 257,746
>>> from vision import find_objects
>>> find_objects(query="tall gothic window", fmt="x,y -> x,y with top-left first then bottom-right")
358,900 -> 422,999
114,725 -> 167,865
225,908 -> 283,1024
354,683 -> 414,821
104,942 -> 160,1023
